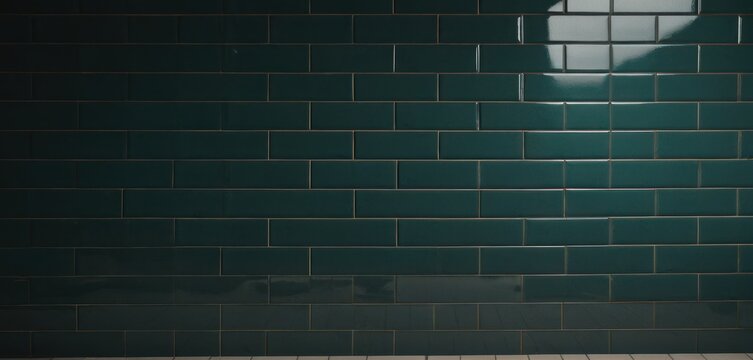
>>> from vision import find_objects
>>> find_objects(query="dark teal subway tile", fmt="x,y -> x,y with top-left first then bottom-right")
78,305 -> 219,331
698,330 -> 753,353
178,16 -> 264,43
399,219 -> 523,246
174,331 -> 218,356
311,45 -> 393,72
270,132 -> 352,159
612,16 -> 656,41
0,279 -> 28,305
746,131 -> 753,157
523,275 -> 609,302
440,132 -> 523,159
30,277 -> 172,305
702,160 -> 753,187
701,274 -> 753,300
613,274 -> 698,301
356,190 -> 478,218
128,132 -> 267,159
657,74 -> 738,101
125,331 -> 174,357
0,190 -> 121,218
223,305 -> 307,330
354,331 -> 394,355
312,304 -> 433,330
0,102 -> 77,130
0,16 -> 31,42
0,74 -> 30,100
399,161 -> 478,189
74,45 -> 223,72
312,161 -> 396,189
568,0 -> 610,12
313,102 -> 393,130
224,190 -> 354,217
312,248 -> 478,275
701,46 -> 753,72
523,331 -> 609,354
176,219 -> 267,246
129,74 -> 266,101
33,74 -> 127,100
397,276 -> 521,303
124,190 -> 223,217
656,302 -> 738,328
355,15 -> 437,43
355,74 -> 437,101
0,219 -> 29,247
0,132 -> 30,159
612,103 -> 697,130
482,247 -> 565,274
700,217 -> 753,244
566,45 -> 609,72
568,246 -> 654,274
435,304 -> 477,330
311,0 -> 392,13
614,0 -> 697,13
31,132 -> 125,159
700,103 -> 753,129
657,131 -> 738,159
480,103 -> 564,130
0,161 -> 76,188
611,132 -> 656,159
397,45 -> 477,72
565,103 -> 609,130
524,15 -> 608,42
440,74 -> 520,101
267,331 -> 352,356
742,246 -> 753,272
223,248 -> 308,275
270,75 -> 352,101
481,190 -> 564,217
76,248 -> 219,276
611,330 -> 697,354
395,331 -> 520,355
564,303 -> 653,329
526,219 -> 609,246
656,245 -> 738,273
480,161 -> 564,189
271,276 -> 352,304
31,219 -> 172,248
440,16 -> 519,43
525,132 -> 608,159
612,218 -> 697,244
566,190 -> 655,217
481,45 -> 564,72
175,277 -> 268,304
397,103 -> 477,130
33,16 -> 127,43
658,15 -> 738,43
270,15 -> 352,43
223,45 -> 308,72
356,131 -> 437,159
395,0 -> 476,14
224,103 -> 308,130
79,0 -> 222,13
479,304 -> 560,330
525,74 -> 609,101
612,161 -> 698,188
32,332 -> 125,357
0,249 -> 73,276
745,16 -> 753,42
481,0 -> 564,13
612,75 -> 656,101
657,189 -> 737,216
78,161 -> 173,188
612,45 -> 698,72
271,220 -> 395,246
175,161 -> 308,188
128,17 -> 176,43
701,0 -> 753,13
566,161 -> 609,188
80,103 -> 222,130
220,332 -> 264,356
354,276 -> 395,303
224,0 -> 308,14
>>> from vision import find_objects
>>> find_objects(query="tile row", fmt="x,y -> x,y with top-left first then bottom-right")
5,73 -> 753,101
5,102 -> 753,131
2,329 -> 753,357
5,44 -> 753,73
2,15 -> 753,44
4,189 -> 753,218
3,217 -> 753,247
4,160 -> 753,189
3,0 -> 753,15
2,131 -> 753,160
1,245 -> 752,276
2,274 -> 753,304
2,302 -> 753,331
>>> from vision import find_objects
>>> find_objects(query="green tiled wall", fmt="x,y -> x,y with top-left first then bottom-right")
1,0 -> 753,356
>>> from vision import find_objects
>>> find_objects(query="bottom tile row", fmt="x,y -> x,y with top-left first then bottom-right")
3,330 -> 753,357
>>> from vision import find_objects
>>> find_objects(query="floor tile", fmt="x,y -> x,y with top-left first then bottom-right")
671,355 -> 706,360
632,355 -> 672,360
703,355 -> 751,360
